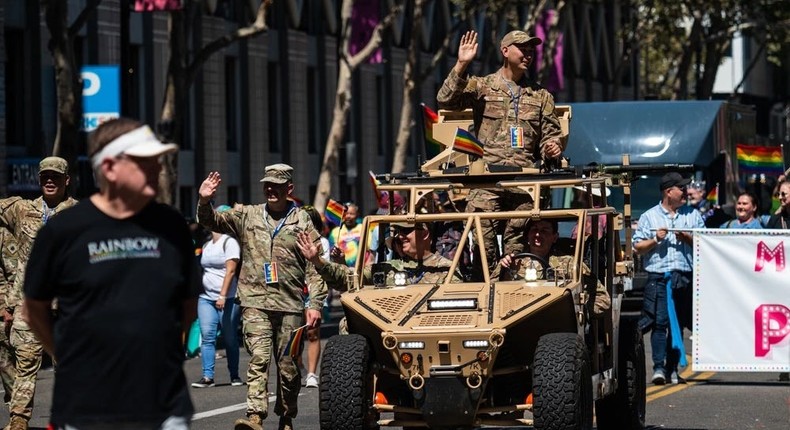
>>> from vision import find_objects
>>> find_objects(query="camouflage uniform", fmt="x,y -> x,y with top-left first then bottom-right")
437,69 -> 563,270
0,228 -> 19,403
196,177 -> 326,421
494,254 -> 611,315
0,157 -> 78,424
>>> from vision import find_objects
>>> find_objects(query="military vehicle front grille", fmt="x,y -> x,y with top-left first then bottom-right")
371,294 -> 415,320
417,314 -> 474,327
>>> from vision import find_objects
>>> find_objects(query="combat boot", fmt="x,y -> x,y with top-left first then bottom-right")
6,415 -> 28,430
278,417 -> 293,430
233,413 -> 263,430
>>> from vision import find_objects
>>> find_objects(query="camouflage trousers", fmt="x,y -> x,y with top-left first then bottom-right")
465,189 -> 534,273
9,319 -> 42,420
0,321 -> 15,403
241,308 -> 304,419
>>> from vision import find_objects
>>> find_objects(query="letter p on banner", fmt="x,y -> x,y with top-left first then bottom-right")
755,304 -> 790,357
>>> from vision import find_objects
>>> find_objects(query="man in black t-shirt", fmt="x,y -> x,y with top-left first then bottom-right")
23,118 -> 199,429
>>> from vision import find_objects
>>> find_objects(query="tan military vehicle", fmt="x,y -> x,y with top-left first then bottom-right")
318,108 -> 646,430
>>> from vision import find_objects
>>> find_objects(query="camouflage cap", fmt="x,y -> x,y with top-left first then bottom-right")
260,163 -> 294,184
500,30 -> 542,48
39,156 -> 68,175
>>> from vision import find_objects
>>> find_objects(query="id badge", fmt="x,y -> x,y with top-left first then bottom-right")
510,126 -> 524,148
263,262 -> 279,284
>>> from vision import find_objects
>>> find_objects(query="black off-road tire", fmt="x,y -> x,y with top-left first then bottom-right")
595,318 -> 646,429
319,334 -> 378,430
532,333 -> 593,430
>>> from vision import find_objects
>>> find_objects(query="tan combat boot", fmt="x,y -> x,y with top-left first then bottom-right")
6,416 -> 28,430
233,413 -> 263,430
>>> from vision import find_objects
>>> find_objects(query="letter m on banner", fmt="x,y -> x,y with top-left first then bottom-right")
754,241 -> 785,272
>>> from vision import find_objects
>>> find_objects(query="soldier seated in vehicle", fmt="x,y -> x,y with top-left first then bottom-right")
296,221 -> 463,292
492,218 -> 611,315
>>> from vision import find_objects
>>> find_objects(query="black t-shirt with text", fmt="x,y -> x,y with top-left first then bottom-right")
24,200 -> 199,426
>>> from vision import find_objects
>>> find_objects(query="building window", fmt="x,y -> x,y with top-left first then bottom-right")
179,186 -> 193,218
4,28 -> 25,150
267,61 -> 280,153
307,66 -> 318,154
376,75 -> 386,156
227,186 -> 239,206
225,57 -> 238,151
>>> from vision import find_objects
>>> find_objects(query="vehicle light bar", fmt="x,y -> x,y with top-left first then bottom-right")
427,298 -> 478,310
398,341 -> 425,349
462,340 -> 489,349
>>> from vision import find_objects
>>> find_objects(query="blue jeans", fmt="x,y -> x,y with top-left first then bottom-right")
198,297 -> 241,380
639,273 -> 683,374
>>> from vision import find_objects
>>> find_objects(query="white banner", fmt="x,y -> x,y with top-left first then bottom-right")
693,229 -> 790,372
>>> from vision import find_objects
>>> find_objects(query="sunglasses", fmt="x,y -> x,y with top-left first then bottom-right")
781,192 -> 788,198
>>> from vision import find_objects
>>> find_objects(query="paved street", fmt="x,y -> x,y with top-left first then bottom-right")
1,328 -> 788,429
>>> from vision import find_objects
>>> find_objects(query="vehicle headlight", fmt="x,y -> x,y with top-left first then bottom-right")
463,340 -> 489,349
427,298 -> 478,310
398,341 -> 425,349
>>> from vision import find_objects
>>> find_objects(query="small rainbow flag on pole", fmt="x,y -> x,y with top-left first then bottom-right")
421,104 -> 444,159
452,128 -> 484,158
279,324 -> 308,360
705,183 -> 718,206
325,199 -> 345,226
736,144 -> 784,177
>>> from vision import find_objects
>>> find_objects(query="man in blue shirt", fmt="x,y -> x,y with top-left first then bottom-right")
633,172 -> 704,385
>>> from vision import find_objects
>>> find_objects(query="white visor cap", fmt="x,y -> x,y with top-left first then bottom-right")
91,125 -> 178,169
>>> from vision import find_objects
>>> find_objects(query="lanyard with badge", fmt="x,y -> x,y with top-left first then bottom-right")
262,203 -> 295,284
42,201 -> 52,225
500,73 -> 524,149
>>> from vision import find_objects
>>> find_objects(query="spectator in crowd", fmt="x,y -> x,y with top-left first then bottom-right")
23,119 -> 197,429
300,205 -> 330,389
494,219 -> 610,315
437,29 -> 564,277
328,202 -> 363,268
633,172 -> 704,386
0,156 -> 78,430
197,164 -> 326,430
719,192 -> 765,229
686,181 -> 711,218
766,180 -> 790,229
192,205 -> 243,389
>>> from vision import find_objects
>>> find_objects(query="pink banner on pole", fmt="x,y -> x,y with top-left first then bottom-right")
349,0 -> 382,64
134,0 -> 182,12
534,9 -> 564,93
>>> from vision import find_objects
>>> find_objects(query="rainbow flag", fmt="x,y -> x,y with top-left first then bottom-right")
369,171 -> 381,202
453,128 -> 484,158
325,199 -> 345,226
421,104 -> 444,159
279,324 -> 308,360
736,144 -> 784,176
706,184 -> 718,206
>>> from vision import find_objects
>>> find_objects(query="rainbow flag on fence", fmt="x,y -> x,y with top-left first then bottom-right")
453,128 -> 484,158
325,199 -> 345,226
421,104 -> 444,159
279,324 -> 308,360
736,144 -> 784,177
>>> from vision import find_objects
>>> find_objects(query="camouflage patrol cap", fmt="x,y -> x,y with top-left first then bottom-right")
260,163 -> 294,184
39,156 -> 68,175
500,30 -> 542,48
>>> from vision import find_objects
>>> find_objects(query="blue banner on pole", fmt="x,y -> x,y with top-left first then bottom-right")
81,65 -> 120,132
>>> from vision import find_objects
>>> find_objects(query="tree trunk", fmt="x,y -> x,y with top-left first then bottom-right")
314,63 -> 353,211
44,0 -> 83,183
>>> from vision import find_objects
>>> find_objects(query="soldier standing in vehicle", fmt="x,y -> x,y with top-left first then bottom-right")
0,157 -> 78,430
437,30 -> 565,274
197,164 -> 327,430
633,172 -> 704,385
